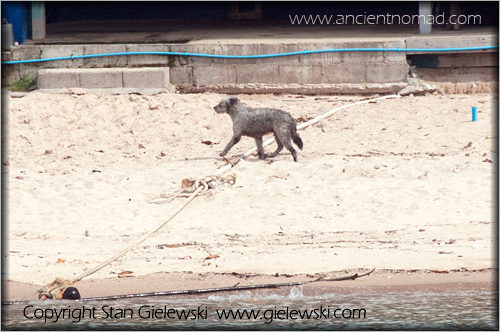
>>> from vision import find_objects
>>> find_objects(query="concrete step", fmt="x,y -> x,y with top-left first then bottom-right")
37,67 -> 171,90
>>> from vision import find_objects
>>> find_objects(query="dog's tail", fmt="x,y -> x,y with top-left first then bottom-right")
293,133 -> 303,150
291,125 -> 303,150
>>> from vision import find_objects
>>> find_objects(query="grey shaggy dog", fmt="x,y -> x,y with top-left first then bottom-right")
214,96 -> 303,162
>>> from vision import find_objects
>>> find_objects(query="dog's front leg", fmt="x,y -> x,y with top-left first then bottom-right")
220,135 -> 241,156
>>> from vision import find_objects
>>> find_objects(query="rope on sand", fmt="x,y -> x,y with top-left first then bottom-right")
149,173 -> 236,204
38,94 -> 399,300
39,182 -> 207,299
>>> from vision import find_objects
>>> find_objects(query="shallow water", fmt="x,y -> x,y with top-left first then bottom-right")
2,286 -> 498,330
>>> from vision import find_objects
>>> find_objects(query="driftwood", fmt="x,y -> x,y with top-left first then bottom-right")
72,268 -> 376,302
2,269 -> 375,305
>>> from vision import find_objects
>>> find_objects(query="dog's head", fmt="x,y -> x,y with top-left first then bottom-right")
214,96 -> 240,114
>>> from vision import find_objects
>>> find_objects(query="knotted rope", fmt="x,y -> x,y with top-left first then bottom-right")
38,176 -> 227,299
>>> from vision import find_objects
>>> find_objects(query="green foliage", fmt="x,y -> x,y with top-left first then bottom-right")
4,76 -> 36,91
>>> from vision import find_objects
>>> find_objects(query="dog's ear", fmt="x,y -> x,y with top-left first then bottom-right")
228,97 -> 238,106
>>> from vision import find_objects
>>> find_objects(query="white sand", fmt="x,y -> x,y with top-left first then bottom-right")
4,90 -> 496,286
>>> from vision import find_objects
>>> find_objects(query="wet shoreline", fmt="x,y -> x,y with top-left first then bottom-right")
3,268 -> 496,302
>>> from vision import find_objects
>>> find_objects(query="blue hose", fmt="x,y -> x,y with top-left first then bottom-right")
1,46 -> 498,65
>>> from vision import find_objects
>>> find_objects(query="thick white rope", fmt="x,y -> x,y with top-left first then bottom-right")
71,184 -> 206,284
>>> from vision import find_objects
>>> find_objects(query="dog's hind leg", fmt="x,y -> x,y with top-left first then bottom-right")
254,137 -> 266,159
265,134 -> 284,158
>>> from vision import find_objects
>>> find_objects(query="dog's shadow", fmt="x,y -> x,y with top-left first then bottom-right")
176,152 -> 290,164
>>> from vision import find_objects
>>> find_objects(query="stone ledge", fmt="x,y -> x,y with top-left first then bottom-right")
175,83 -> 408,95
37,68 -> 171,89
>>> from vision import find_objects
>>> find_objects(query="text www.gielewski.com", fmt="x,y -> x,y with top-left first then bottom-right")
216,306 -> 366,324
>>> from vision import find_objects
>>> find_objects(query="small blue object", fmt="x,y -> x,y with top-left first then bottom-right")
472,107 -> 478,122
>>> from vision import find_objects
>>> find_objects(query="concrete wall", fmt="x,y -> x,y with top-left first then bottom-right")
169,41 -> 409,85
2,40 -> 410,87
2,36 -> 498,90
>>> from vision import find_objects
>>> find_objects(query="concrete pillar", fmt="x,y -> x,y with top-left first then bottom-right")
31,1 -> 45,40
419,1 -> 432,34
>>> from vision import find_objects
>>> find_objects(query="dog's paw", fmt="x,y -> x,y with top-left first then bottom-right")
219,152 -> 227,157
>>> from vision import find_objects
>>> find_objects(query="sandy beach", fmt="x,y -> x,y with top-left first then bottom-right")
3,89 -> 497,301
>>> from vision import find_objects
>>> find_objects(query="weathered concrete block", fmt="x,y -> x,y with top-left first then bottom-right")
170,44 -> 219,66
19,64 -> 40,80
170,66 -> 193,85
340,50 -> 384,64
256,43 -> 301,65
123,68 -> 169,89
341,64 -> 367,84
366,62 -> 408,83
80,69 -> 123,88
37,69 -> 80,89
193,65 -> 236,85
279,65 -> 323,84
380,40 -> 407,62
1,63 -> 20,83
2,51 -> 13,62
406,35 -> 497,54
339,42 -> 387,64
169,45 -> 190,66
323,64 -> 343,84
201,44 -> 250,66
297,42 -> 342,66
217,44 -> 258,65
418,67 -> 497,83
299,51 -> 342,66
126,44 -> 172,67
235,64 -> 280,84
324,64 -> 366,84
83,45 -> 127,68
39,45 -> 84,68
12,46 -> 41,61
435,52 -> 498,68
